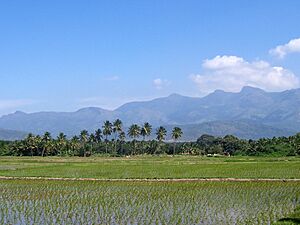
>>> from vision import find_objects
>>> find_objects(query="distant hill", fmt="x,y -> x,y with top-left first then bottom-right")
163,120 -> 295,141
0,86 -> 299,140
0,128 -> 27,141
115,86 -> 300,131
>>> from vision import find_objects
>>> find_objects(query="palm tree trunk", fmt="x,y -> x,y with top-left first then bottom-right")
173,141 -> 176,155
105,135 -> 108,154
42,147 -> 45,157
142,136 -> 145,154
114,133 -> 117,153
132,140 -> 136,155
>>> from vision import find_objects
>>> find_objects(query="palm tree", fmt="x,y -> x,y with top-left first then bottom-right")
34,135 -> 43,156
94,129 -> 103,143
57,132 -> 67,155
25,133 -> 38,156
102,120 -> 112,153
118,131 -> 126,155
112,119 -> 123,152
88,133 -> 96,155
70,135 -> 80,156
155,126 -> 167,154
156,126 -> 167,142
127,124 -> 141,155
140,122 -> 152,154
89,133 -> 96,143
57,132 -> 66,140
79,130 -> 89,157
10,141 -> 25,156
140,122 -> 152,141
172,127 -> 183,155
113,119 -> 123,136
41,132 -> 52,157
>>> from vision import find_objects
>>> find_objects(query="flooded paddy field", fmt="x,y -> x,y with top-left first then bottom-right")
0,179 -> 299,224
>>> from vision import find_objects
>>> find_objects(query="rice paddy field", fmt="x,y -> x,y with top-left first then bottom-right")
0,156 -> 299,179
0,156 -> 299,224
0,180 -> 299,224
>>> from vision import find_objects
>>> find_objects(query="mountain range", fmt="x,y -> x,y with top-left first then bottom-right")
0,128 -> 27,141
0,86 -> 299,140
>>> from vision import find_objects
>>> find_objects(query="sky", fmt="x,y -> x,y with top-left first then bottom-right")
0,0 -> 300,115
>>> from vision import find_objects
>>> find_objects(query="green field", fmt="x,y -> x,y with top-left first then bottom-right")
0,156 -> 299,224
0,180 -> 299,224
0,156 -> 299,179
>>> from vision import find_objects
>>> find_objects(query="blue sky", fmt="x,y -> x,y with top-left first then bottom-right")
0,0 -> 300,115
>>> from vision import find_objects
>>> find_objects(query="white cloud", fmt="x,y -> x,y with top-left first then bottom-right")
203,55 -> 244,69
190,55 -> 299,94
269,38 -> 300,58
153,78 -> 170,90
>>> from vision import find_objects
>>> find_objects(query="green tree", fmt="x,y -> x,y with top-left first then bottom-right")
155,126 -> 167,154
140,122 -> 152,154
56,132 -> 67,156
79,130 -> 89,157
140,122 -> 152,140
41,132 -> 52,157
156,126 -> 167,142
102,120 -> 112,153
112,119 -> 123,153
196,134 -> 218,154
118,131 -> 126,155
128,124 -> 141,155
70,135 -> 80,156
25,133 -> 38,156
9,141 -> 25,156
88,133 -> 97,155
171,127 -> 183,155
94,129 -> 103,143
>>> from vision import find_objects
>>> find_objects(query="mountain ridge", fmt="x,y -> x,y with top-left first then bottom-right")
0,86 -> 299,140
0,128 -> 28,141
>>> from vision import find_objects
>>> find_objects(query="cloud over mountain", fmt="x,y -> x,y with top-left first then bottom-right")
153,78 -> 170,90
190,55 -> 299,94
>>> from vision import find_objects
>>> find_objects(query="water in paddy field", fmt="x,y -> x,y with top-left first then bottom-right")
0,180 -> 299,224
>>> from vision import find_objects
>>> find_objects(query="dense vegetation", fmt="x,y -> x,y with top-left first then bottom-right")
0,119 -> 299,157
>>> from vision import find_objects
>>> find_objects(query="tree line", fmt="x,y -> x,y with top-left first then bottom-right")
0,119 -> 299,157
0,120 -> 183,156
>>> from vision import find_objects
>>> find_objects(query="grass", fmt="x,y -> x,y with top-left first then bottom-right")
0,180 -> 299,224
0,156 -> 299,179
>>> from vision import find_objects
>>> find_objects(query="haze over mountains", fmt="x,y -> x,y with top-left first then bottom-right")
0,128 -> 27,141
0,86 -> 299,140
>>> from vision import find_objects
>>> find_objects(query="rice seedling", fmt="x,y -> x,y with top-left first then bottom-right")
0,180 -> 299,224
0,156 -> 299,179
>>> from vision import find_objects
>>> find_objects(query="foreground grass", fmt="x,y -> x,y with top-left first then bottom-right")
0,180 -> 299,224
0,156 -> 299,179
